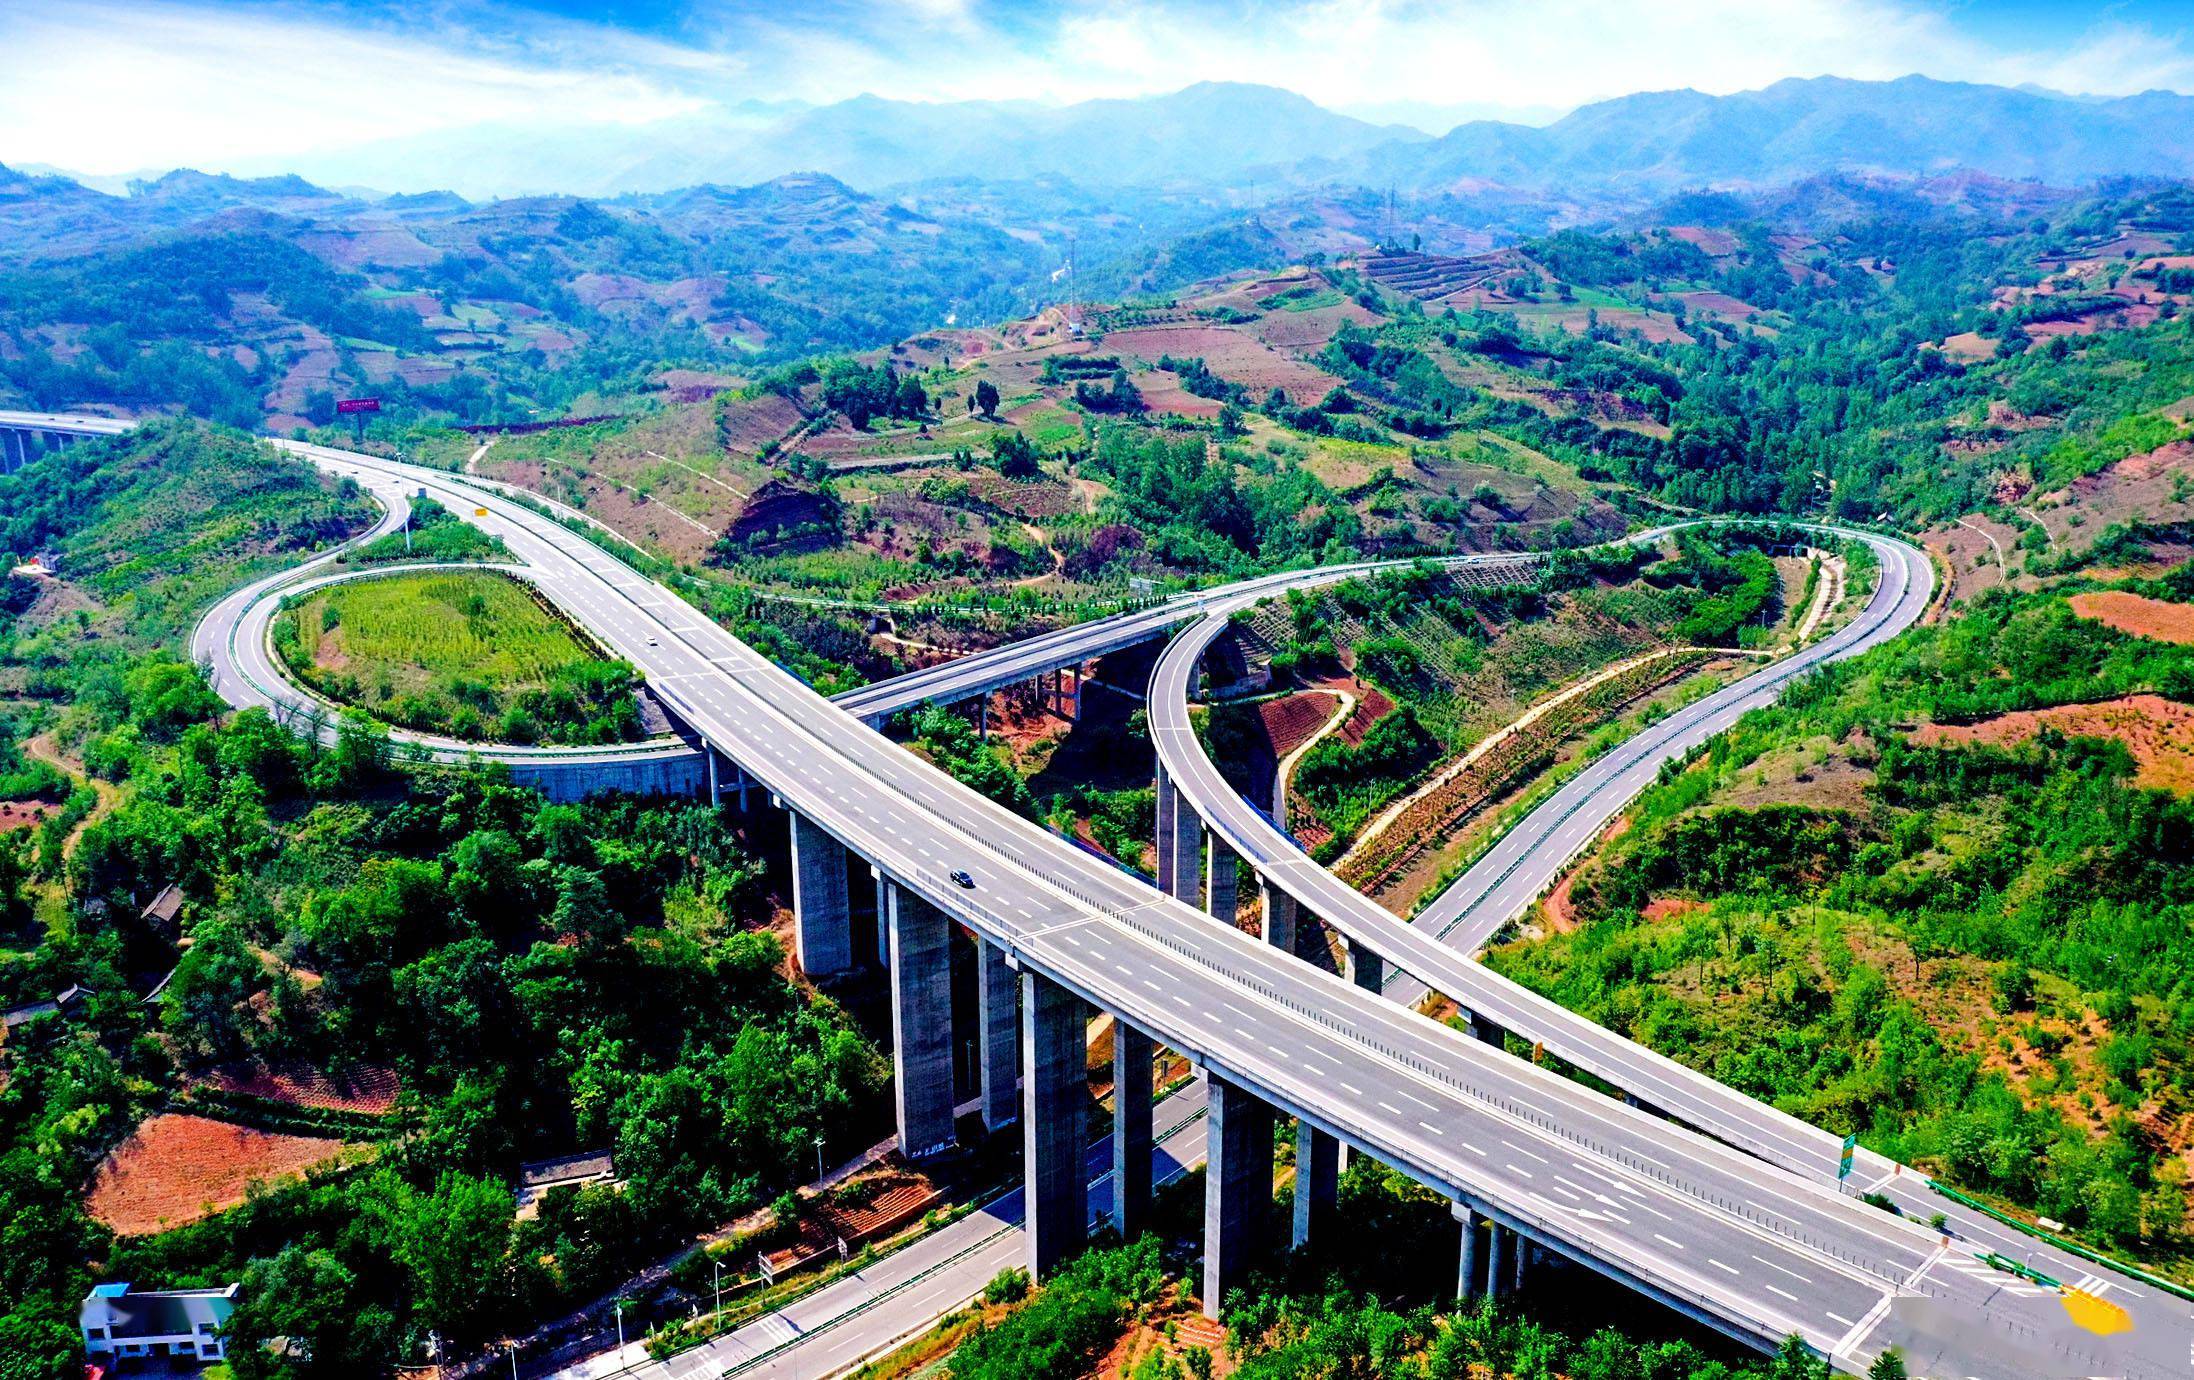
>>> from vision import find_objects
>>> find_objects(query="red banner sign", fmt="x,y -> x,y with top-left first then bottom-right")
335,398 -> 381,415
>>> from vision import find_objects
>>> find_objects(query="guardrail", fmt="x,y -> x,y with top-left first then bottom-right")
1928,1180 -> 2194,1305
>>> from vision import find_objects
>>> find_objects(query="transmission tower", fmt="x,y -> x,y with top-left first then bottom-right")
1062,232 -> 1083,336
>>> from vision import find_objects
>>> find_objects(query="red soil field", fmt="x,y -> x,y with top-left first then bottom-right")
197,1060 -> 400,1115
1103,323 -> 1341,398
1913,694 -> 2194,795
86,1114 -> 364,1236
2069,590 -> 2194,645
1332,681 -> 1395,746
1134,373 -> 1226,421
1256,692 -> 1340,759
0,799 -> 55,833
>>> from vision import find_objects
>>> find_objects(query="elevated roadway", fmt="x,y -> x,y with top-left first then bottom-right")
1149,525 -> 2194,1376
9,411 -> 2173,1378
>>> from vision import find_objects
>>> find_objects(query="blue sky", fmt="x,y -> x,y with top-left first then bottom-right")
5,0 -> 2193,176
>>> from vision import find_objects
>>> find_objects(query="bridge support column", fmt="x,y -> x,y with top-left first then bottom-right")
1259,881 -> 1296,953
1169,818 -> 1203,906
1155,764 -> 1177,894
976,936 -> 1019,1133
706,750 -> 721,808
1154,763 -> 1202,903
1345,939 -> 1385,995
1022,971 -> 1090,1280
1205,833 -> 1237,924
886,882 -> 957,1159
1453,1201 -> 1481,1302
1291,1122 -> 1339,1249
1203,1075 -> 1273,1319
1456,1005 -> 1502,1045
1111,1021 -> 1153,1239
790,813 -> 853,977
872,872 -> 891,970
1484,1223 -> 1506,1299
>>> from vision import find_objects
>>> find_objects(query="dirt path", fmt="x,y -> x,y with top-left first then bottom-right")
1269,689 -> 1353,822
644,449 -> 747,500
1008,521 -> 1067,589
1790,553 -> 1846,645
22,733 -> 117,862
1954,516 -> 2008,576
1334,646 -> 1704,875
495,451 -> 716,537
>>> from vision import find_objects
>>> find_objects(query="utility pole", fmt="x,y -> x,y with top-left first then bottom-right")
713,1257 -> 723,1324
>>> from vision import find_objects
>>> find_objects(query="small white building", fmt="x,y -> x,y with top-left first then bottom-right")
80,1281 -> 238,1365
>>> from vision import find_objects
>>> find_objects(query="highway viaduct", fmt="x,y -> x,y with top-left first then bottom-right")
5,412 -> 2173,1379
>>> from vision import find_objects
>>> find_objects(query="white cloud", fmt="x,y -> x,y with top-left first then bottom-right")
3,0 -> 2190,176
0,1 -> 707,174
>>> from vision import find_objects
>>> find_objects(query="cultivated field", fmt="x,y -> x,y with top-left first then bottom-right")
276,570 -> 639,743
196,1060 -> 402,1115
2069,589 -> 2194,645
86,1113 -> 365,1236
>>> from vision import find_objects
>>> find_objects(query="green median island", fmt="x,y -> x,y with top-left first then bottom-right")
272,569 -> 646,745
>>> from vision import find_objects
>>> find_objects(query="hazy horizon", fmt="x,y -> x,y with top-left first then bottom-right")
6,0 -> 2192,191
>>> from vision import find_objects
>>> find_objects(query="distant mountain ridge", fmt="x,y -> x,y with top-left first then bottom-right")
163,74 -> 2194,200
213,81 -> 1420,199
1346,75 -> 2194,191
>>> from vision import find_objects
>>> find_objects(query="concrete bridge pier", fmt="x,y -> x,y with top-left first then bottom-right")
1344,938 -> 1385,994
1203,1074 -> 1275,1319
706,749 -> 751,810
1259,881 -> 1297,953
1166,812 -> 1203,906
1022,969 -> 1091,1280
1155,763 -> 1178,894
1205,832 -> 1237,923
1111,1021 -> 1155,1239
1456,1005 -> 1503,1045
788,810 -> 854,977
1453,1200 -> 1482,1302
1484,1218 -> 1506,1299
1291,1121 -> 1340,1248
976,936 -> 1019,1133
885,881 -> 957,1159
1152,761 -> 1203,905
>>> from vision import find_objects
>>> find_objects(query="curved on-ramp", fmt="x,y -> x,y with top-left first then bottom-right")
1151,526 -> 2194,1375
1149,525 -> 1932,1178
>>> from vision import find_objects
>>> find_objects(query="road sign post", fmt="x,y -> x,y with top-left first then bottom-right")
336,396 -> 381,446
1837,1133 -> 1857,1189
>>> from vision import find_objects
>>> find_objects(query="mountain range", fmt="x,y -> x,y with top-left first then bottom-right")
1347,75 -> 2194,192
174,75 -> 2194,201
